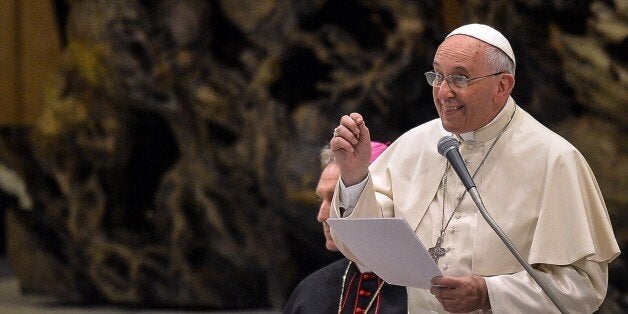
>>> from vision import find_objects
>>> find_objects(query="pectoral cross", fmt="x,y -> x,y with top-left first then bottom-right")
428,235 -> 447,263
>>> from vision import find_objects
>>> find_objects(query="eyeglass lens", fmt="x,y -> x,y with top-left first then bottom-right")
424,72 -> 468,89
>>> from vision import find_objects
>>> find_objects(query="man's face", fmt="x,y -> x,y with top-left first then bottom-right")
432,35 -> 504,134
315,163 -> 340,251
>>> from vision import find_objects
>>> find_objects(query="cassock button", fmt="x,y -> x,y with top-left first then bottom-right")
355,307 -> 364,313
362,273 -> 375,280
466,144 -> 474,150
359,290 -> 372,297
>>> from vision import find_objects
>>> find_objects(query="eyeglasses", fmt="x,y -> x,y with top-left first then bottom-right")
424,71 -> 504,89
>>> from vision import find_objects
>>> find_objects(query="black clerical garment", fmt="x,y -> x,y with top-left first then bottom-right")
283,258 -> 407,314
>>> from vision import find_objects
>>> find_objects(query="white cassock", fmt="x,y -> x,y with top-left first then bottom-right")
330,97 -> 620,313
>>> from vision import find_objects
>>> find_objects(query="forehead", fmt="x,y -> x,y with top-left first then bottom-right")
433,35 -> 488,71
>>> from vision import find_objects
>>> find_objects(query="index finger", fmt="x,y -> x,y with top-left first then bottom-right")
349,112 -> 364,126
351,112 -> 370,139
340,114 -> 361,135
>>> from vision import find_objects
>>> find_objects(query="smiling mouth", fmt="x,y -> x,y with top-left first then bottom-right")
443,105 -> 463,112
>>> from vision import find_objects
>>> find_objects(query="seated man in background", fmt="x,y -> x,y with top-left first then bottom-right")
283,141 -> 406,314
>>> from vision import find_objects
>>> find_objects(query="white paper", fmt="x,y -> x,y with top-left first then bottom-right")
327,217 -> 442,289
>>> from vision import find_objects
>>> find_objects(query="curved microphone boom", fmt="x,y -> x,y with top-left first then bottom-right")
437,136 -> 568,314
437,136 -> 475,190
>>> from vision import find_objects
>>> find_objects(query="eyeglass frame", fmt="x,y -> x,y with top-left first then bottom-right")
424,71 -> 505,90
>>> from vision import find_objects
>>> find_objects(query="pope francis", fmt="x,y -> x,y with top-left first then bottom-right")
329,23 -> 620,313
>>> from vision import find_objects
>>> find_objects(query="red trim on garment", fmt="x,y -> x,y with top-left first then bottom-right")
340,272 -> 358,311
353,273 -> 365,313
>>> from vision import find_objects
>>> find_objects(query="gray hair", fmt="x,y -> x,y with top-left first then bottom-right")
485,45 -> 516,76
320,145 -> 335,170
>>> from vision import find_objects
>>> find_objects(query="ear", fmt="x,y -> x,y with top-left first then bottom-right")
495,73 -> 515,99
497,73 -> 515,96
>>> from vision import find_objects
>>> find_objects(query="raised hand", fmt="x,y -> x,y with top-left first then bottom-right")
330,113 -> 372,186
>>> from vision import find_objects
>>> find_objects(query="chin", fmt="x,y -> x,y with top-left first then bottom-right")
442,124 -> 460,134
442,122 -> 467,134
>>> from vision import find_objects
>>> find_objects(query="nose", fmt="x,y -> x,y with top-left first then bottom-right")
317,201 -> 330,223
434,80 -> 454,103
436,79 -> 455,101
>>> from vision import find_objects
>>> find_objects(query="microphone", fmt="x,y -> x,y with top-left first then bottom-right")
437,136 -> 474,191
436,135 -> 568,313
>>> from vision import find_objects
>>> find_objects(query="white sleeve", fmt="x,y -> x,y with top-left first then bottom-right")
485,259 -> 608,313
337,176 -> 368,217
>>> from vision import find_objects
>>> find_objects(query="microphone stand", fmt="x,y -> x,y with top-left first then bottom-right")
468,187 -> 568,314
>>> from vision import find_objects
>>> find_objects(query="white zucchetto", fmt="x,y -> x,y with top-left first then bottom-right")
446,23 -> 516,67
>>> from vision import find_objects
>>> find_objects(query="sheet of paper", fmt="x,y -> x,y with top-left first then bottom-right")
327,217 -> 442,289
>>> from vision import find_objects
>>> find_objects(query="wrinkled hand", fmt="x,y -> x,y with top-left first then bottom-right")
430,275 -> 491,313
330,113 -> 371,186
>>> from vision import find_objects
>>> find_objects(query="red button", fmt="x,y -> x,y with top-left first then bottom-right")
355,308 -> 364,314
363,273 -> 377,280
359,290 -> 372,296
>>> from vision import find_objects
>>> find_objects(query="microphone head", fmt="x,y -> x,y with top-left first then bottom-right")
437,136 -> 459,156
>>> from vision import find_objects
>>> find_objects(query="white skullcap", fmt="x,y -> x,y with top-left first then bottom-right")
446,24 -> 516,67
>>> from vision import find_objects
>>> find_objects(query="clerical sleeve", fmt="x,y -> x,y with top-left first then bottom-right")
485,259 -> 607,313
337,176 -> 369,217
